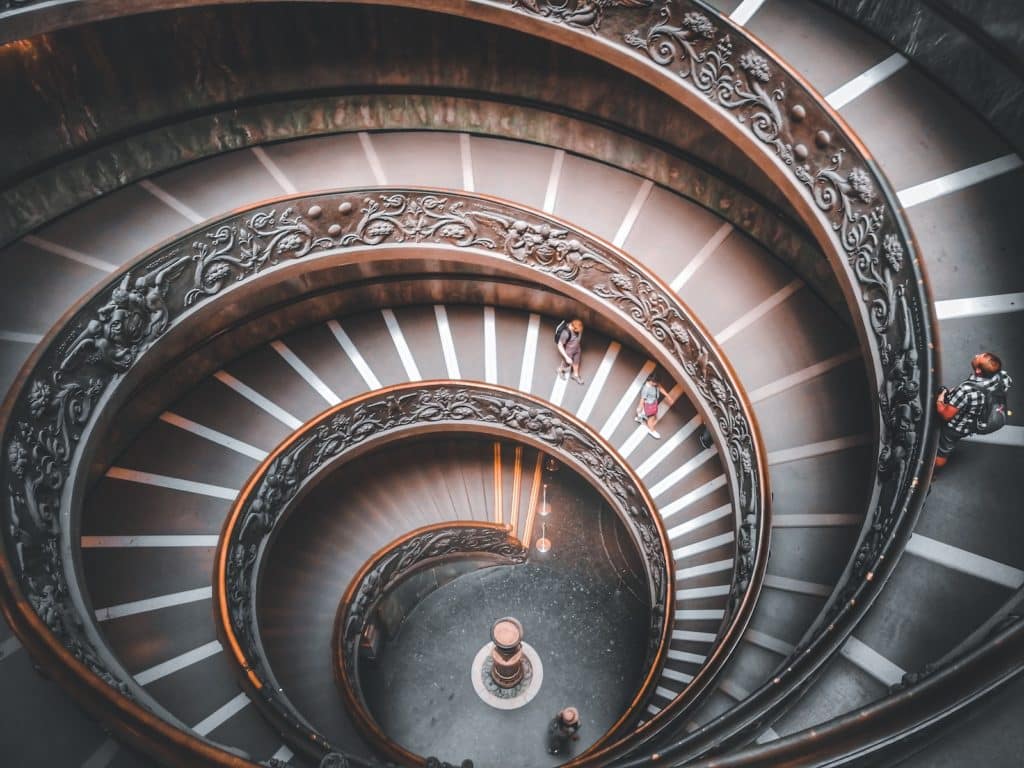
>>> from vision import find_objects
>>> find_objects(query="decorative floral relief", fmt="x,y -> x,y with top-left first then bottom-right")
4,188 -> 763,720
618,2 -> 926,588
513,0 -> 653,31
186,208 -> 334,305
225,384 -> 670,758
341,525 -> 527,666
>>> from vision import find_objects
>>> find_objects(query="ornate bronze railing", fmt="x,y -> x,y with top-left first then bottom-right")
214,382 -> 672,765
0,186 -> 769,764
335,521 -> 529,765
680,612 -> 1024,767
0,0 -> 961,761
0,5 -> 939,767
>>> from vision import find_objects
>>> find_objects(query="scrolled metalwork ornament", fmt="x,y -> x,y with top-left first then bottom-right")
2,186 -> 766,758
186,207 -> 337,305
513,0 -> 653,32
620,3 -> 929,564
339,524 -> 527,689
217,383 -> 674,762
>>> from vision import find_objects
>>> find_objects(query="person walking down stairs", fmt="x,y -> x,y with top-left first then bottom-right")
935,352 -> 1013,468
634,373 -> 673,439
555,318 -> 585,384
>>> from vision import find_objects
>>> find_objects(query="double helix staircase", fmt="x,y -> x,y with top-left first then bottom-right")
1,0 -> 1022,766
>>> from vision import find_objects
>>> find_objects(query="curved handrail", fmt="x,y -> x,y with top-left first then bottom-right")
214,382 -> 673,765
0,187 -> 769,764
4,10 -> 930,749
334,521 -> 528,766
810,0 -> 1024,155
681,614 -> 1024,767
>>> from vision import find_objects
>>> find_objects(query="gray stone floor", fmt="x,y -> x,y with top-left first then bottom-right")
361,473 -> 652,767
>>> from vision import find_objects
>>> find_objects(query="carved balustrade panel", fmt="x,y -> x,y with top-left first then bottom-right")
216,383 -> 671,762
1,187 -> 768,763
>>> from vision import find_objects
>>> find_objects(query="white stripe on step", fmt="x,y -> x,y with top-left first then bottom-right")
649,448 -> 717,500
81,535 -> 220,548
95,586 -> 212,621
327,320 -> 381,390
135,640 -> 223,686
613,179 -> 654,247
660,475 -> 727,519
251,146 -> 297,194
730,0 -> 768,26
748,349 -> 860,403
81,739 -> 119,768
826,53 -> 908,110
382,309 -> 422,381
519,314 -> 541,393
764,574 -> 832,597
460,133 -> 475,192
599,361 -> 657,439
935,292 -> 1024,320
138,179 -> 204,224
840,636 -> 905,687
193,692 -> 250,737
543,150 -> 565,213
159,412 -> 268,461
906,533 -> 1024,589
105,467 -> 238,500
671,223 -> 732,292
666,503 -> 731,540
636,415 -> 702,479
270,340 -> 339,405
677,559 -> 733,581
965,425 -> 1024,448
0,330 -> 43,344
484,306 -> 498,384
23,235 -> 118,272
576,342 -> 621,421
898,154 -> 1023,208
358,132 -> 387,185
674,531 -> 734,561
767,434 -> 870,465
434,305 -> 462,379
213,371 -> 303,430
715,279 -> 803,344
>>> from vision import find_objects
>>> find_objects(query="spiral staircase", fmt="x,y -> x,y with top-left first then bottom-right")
1,1 -> 1022,767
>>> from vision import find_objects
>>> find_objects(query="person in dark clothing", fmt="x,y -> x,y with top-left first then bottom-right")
546,706 -> 580,755
556,318 -> 585,384
935,352 -> 1013,467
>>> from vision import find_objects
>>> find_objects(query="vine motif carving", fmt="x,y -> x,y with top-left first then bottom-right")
512,0 -> 653,31
224,384 -> 671,758
341,525 -> 527,666
4,189 -> 762,711
340,194 -> 496,249
185,207 -> 335,305
619,2 -> 925,586
335,194 -> 761,564
226,386 -> 669,648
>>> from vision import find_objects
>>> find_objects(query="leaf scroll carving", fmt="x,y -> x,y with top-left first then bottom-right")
4,188 -> 765,716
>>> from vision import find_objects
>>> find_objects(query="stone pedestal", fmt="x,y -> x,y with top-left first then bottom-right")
489,618 -> 525,688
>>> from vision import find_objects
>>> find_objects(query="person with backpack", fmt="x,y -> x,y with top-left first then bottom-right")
935,351 -> 1013,468
555,318 -> 585,384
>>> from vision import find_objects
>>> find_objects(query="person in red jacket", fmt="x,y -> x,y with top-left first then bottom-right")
935,352 -> 1013,467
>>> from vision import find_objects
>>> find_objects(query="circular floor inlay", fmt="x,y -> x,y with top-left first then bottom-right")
471,641 -> 544,710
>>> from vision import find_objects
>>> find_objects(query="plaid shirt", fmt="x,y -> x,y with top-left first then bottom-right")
946,371 -> 1013,435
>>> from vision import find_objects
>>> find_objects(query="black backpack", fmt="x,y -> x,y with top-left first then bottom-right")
554,320 -> 569,345
964,381 -> 1009,434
